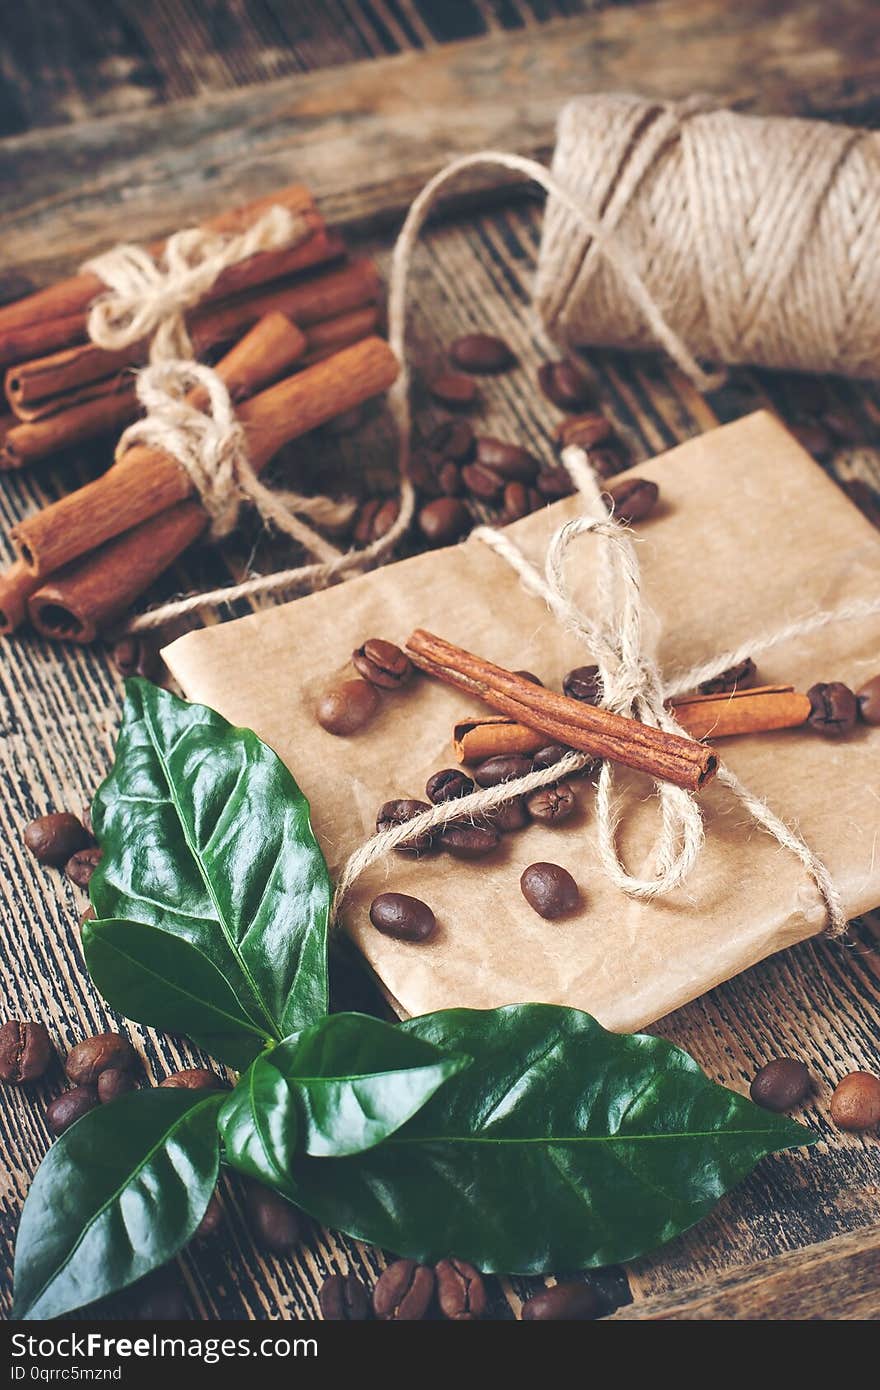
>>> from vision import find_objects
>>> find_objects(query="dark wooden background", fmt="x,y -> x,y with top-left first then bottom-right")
1,0 -> 879,1321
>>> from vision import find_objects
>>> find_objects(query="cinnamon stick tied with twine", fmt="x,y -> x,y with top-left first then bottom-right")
407,629 -> 718,792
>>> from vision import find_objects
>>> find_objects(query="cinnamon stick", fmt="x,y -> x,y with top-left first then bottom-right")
0,561 -> 40,636
0,184 -> 318,367
26,336 -> 400,642
1,383 -> 140,470
407,630 -> 717,792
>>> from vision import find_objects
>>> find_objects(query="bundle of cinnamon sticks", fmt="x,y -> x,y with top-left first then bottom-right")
0,186 -> 399,642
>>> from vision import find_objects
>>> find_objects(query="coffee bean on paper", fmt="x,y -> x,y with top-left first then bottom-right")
514,670 -> 544,685
856,675 -> 880,725
749,1058 -> 810,1112
521,1282 -> 602,1320
369,892 -> 436,943
483,796 -> 530,833
376,799 -> 435,855
563,665 -> 603,705
245,1181 -> 302,1254
193,1192 -> 224,1242
536,466 -> 576,501
520,862 -> 580,919
806,682 -> 858,737
462,462 -> 505,503
474,754 -> 532,787
450,334 -> 515,374
352,638 -> 411,690
97,1067 -> 137,1104
437,462 -> 463,496
429,372 -> 478,408
319,1273 -> 370,1321
65,1032 -> 137,1086
440,823 -> 500,859
373,1259 -> 435,1320
526,782 -> 577,824
426,769 -> 474,803
0,1020 -> 53,1084
830,1072 -> 880,1131
160,1068 -> 226,1091
425,418 -> 475,463
698,658 -> 757,696
553,412 -> 612,449
112,636 -> 161,682
606,477 -> 659,524
64,846 -> 103,889
476,437 -> 540,482
435,1258 -> 488,1320
539,361 -> 594,413
46,1085 -> 98,1136
24,812 -> 91,868
317,679 -> 379,736
418,498 -> 470,546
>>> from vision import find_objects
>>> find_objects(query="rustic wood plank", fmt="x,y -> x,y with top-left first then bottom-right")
3,0 -> 880,290
611,1224 -> 880,1319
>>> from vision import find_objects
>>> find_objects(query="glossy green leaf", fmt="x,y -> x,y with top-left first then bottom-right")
287,1005 -> 814,1273
218,1054 -> 300,1198
82,917 -> 267,1071
89,679 -> 331,1045
13,1090 -> 223,1320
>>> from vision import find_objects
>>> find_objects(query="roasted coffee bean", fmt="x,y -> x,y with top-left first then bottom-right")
475,437 -> 540,482
316,679 -> 379,736
536,466 -> 575,500
450,333 -> 514,374
501,481 -> 531,520
372,498 -> 400,540
437,462 -> 463,496
521,1282 -> 602,1321
589,446 -> 626,479
806,681 -> 858,737
352,638 -> 411,690
323,404 -> 365,436
418,498 -> 470,546
514,670 -> 543,685
97,1067 -> 137,1103
24,812 -> 91,868
66,1032 -> 137,1086
426,768 -> 474,803
353,498 -> 382,546
133,1270 -> 188,1320
563,665 -> 603,705
553,411 -> 612,449
112,635 -> 161,682
474,754 -> 533,787
46,1085 -> 98,1136
244,1180 -> 302,1254
606,476 -> 660,524
461,462 -> 505,503
532,743 -> 574,772
526,781 -> 577,824
435,1258 -> 487,1320
319,1273 -> 370,1321
538,360 -> 594,413
482,796 -> 530,833
750,1058 -> 810,1112
373,1259 -> 435,1320
0,1019 -> 53,1084
698,657 -> 757,695
440,823 -> 500,858
856,674 -> 880,725
790,419 -> 834,457
376,798 -> 435,855
369,892 -> 436,943
409,455 -> 439,494
428,372 -> 478,408
830,1071 -> 880,1131
64,845 -> 103,889
160,1068 -> 226,1090
520,862 -> 580,919
193,1191 -> 224,1242
424,418 -> 475,463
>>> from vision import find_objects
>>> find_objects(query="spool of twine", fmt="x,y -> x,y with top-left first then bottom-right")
535,94 -> 880,378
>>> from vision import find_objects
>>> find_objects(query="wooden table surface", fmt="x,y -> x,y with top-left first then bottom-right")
1,0 -> 879,1321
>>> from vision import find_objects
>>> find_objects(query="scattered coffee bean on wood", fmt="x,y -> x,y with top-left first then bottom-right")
316,679 -> 379,736
24,812 -> 91,868
418,497 -> 470,546
112,635 -> 161,682
437,462 -> 463,496
352,638 -> 411,690
563,665 -> 603,704
425,418 -> 475,463
790,420 -> 834,457
160,1068 -> 226,1090
606,476 -> 660,523
376,799 -> 435,855
475,437 -> 540,483
520,862 -> 580,919
65,1032 -> 137,1086
319,1272 -> 370,1320
856,674 -> 880,725
474,754 -> 533,787
426,769 -> 474,803
97,1067 -> 137,1103
435,1258 -> 488,1320
372,1259 -> 435,1320
353,499 -> 381,546
483,796 -> 530,833
589,446 -> 626,479
193,1192 -> 224,1242
244,1181 -> 302,1254
698,657 -> 757,695
428,372 -> 479,408
749,1058 -> 811,1112
64,845 -> 103,889
372,498 -> 400,541
536,466 -> 576,500
829,1071 -> 880,1131
461,462 -> 505,502
806,682 -> 858,737
450,333 -> 514,374
553,412 -> 612,449
0,1019 -> 53,1084
46,1085 -> 99,1136
369,892 -> 436,943
133,1270 -> 188,1320
526,782 -> 577,824
501,481 -> 531,520
521,1282 -> 602,1320
440,823 -> 500,858
538,360 -> 594,412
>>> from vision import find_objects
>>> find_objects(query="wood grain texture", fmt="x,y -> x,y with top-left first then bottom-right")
1,0 -> 879,1324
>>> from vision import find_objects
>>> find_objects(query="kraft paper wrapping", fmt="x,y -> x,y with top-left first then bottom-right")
163,412 -> 880,1032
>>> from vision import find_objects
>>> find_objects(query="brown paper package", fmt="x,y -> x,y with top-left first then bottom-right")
164,412 -> 880,1032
